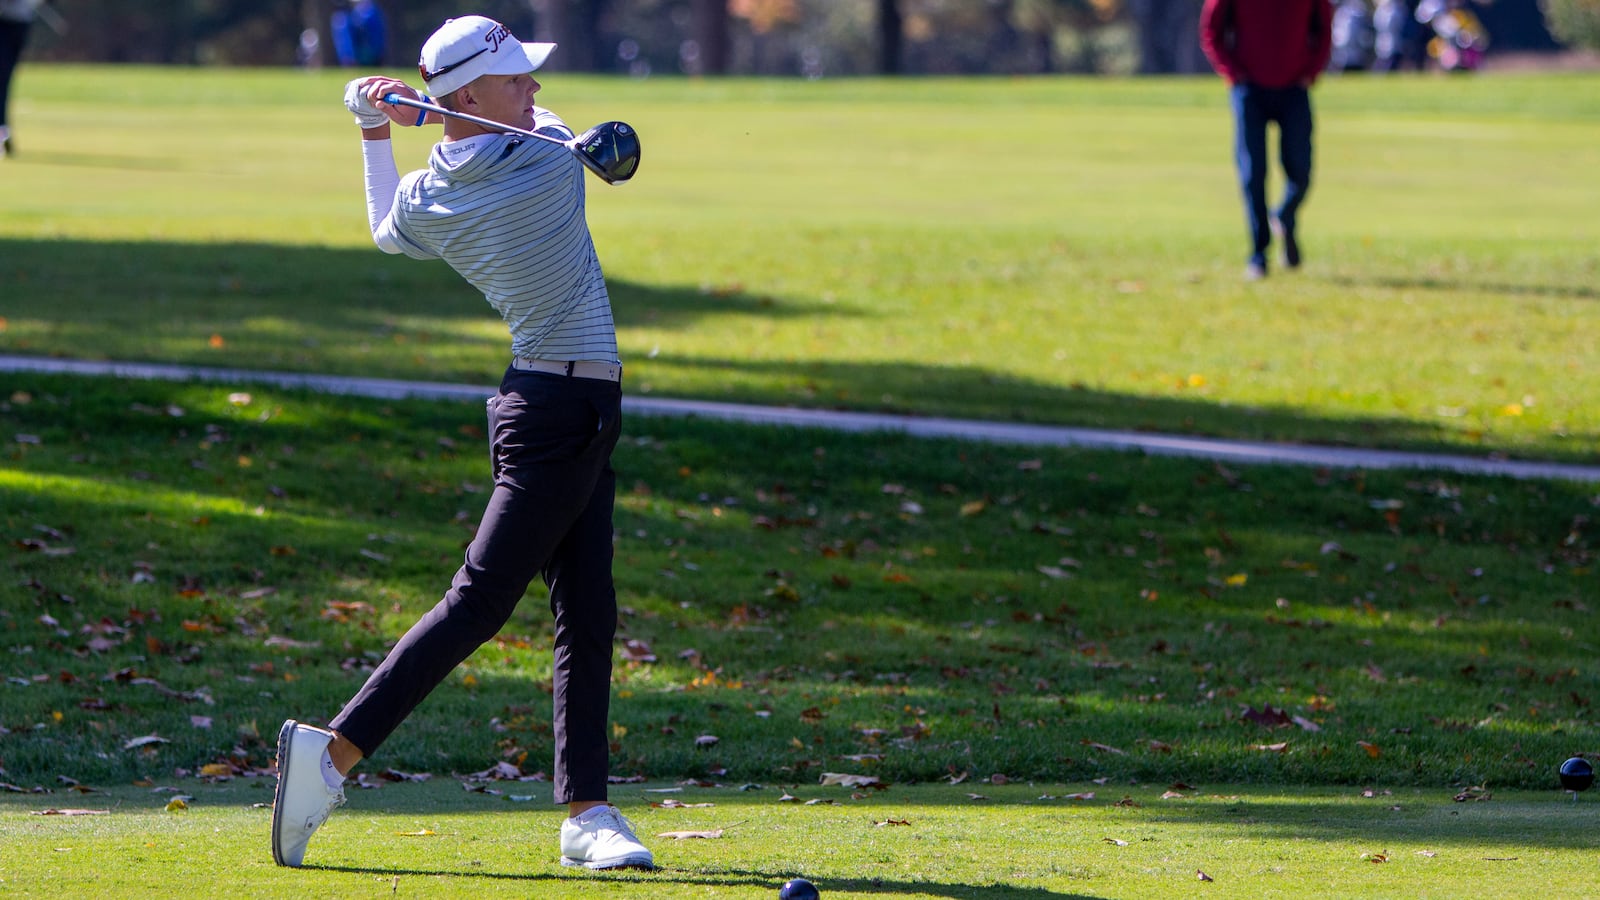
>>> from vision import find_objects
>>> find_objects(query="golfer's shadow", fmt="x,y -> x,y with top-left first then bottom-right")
310,863 -> 1102,898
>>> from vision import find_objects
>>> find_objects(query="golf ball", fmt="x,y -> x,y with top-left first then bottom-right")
778,878 -> 821,900
1559,757 -> 1594,792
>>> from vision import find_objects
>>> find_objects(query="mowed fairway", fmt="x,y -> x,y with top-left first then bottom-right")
2,66 -> 1600,900
2,66 -> 1598,460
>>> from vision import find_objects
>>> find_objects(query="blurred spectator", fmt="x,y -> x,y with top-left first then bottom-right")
1418,0 -> 1489,71
332,0 -> 386,67
1331,0 -> 1376,71
297,28 -> 322,69
1199,0 -> 1335,281
1372,0 -> 1412,70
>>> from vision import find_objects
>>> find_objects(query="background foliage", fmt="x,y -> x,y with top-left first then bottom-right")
17,0 -> 1568,76
1543,0 -> 1600,50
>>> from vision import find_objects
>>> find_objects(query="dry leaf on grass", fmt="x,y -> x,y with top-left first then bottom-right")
658,829 -> 726,840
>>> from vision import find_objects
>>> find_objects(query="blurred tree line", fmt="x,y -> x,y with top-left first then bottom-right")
22,0 -> 1214,75
21,0 -> 1567,76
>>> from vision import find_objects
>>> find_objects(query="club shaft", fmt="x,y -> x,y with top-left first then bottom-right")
381,93 -> 571,147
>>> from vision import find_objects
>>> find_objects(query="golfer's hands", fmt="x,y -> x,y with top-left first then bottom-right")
369,77 -> 436,127
344,77 -> 390,129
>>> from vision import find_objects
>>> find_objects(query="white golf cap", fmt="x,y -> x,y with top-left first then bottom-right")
418,16 -> 555,96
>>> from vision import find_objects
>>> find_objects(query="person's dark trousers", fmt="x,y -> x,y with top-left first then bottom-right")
1230,83 -> 1314,268
329,367 -> 624,804
0,18 -> 30,131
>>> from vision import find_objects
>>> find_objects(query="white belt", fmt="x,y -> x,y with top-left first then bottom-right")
510,358 -> 622,382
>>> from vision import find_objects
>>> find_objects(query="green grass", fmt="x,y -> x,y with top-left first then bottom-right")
3,67 -> 1600,897
2,67 -> 1599,460
2,375 -> 1595,793
3,780 -> 1598,898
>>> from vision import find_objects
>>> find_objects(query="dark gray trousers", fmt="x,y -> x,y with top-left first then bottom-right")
330,366 -> 622,804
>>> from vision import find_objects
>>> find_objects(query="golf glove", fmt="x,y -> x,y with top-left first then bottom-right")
343,79 -> 389,129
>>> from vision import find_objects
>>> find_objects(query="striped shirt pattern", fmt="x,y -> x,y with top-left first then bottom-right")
373,111 -> 618,363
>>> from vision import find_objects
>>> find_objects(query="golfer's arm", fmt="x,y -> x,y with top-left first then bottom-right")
360,137 -> 407,255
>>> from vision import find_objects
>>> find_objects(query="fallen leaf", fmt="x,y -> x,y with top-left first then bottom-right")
395,829 -> 437,837
657,829 -> 725,839
1197,870 -> 1214,882
33,808 -> 109,816
165,797 -> 189,812
1242,705 -> 1292,728
1358,741 -> 1382,758
819,773 -> 880,788
1103,837 -> 1128,846
123,734 -> 169,750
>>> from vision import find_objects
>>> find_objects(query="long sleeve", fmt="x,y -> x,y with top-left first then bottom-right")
361,138 -> 403,253
1199,0 -> 1244,84
1302,0 -> 1336,85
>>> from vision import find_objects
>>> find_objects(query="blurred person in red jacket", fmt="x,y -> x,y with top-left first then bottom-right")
1201,0 -> 1334,280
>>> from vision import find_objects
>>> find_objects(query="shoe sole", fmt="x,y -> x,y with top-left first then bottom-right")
560,854 -> 656,870
270,718 -> 298,866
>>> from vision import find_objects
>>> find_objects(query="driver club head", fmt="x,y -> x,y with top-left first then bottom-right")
571,121 -> 641,185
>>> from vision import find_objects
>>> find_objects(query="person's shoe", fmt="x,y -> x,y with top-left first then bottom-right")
271,719 -> 346,867
1271,216 -> 1300,269
559,805 -> 655,870
1244,260 -> 1268,281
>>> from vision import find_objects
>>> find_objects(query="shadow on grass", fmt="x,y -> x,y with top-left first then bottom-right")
311,863 -> 1098,898
1325,273 -> 1600,303
3,237 -> 1594,461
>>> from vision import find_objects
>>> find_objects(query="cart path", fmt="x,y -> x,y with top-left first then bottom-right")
4,354 -> 1598,483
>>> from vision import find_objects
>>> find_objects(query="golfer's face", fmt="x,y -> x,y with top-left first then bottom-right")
473,73 -> 540,131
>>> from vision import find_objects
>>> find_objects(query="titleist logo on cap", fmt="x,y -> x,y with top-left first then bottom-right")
482,23 -> 512,52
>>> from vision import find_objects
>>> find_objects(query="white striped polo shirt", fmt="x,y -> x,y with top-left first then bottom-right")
366,110 -> 618,363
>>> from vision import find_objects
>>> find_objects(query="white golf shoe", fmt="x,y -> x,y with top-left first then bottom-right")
270,719 -> 346,867
559,805 -> 655,870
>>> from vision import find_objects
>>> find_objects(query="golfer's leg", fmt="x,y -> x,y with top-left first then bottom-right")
547,458 -> 619,805
328,480 -> 550,756
1276,87 -> 1315,231
1231,84 -> 1271,267
0,21 -> 28,131
329,375 -> 604,757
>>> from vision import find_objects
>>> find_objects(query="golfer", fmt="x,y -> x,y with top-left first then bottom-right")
271,14 -> 651,872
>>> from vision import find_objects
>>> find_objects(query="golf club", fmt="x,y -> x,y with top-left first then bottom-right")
381,93 -> 640,185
